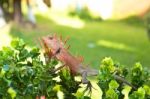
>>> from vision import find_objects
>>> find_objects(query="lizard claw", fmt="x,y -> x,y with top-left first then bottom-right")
83,81 -> 92,96
82,81 -> 98,96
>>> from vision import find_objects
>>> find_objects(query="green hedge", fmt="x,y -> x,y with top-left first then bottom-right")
0,39 -> 149,99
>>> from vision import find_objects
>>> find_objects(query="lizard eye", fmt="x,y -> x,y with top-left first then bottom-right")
49,36 -> 53,40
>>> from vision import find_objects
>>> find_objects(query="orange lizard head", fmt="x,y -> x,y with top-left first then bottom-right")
42,35 -> 65,55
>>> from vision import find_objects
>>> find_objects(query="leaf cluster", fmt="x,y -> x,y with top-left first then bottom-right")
0,39 -> 58,98
0,39 -> 89,99
98,57 -> 150,99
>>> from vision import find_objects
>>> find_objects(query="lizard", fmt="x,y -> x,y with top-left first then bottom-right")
41,34 -> 136,93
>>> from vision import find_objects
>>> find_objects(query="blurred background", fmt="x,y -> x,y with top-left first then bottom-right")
0,0 -> 150,69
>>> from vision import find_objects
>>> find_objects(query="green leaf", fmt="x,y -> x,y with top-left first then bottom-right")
61,67 -> 71,80
132,62 -> 143,77
19,48 -> 29,61
7,87 -> 17,99
122,68 -> 128,77
11,38 -> 25,50
137,87 -> 145,98
0,68 -> 6,77
2,47 -> 14,56
73,90 -> 91,99
100,57 -> 115,73
109,80 -> 119,89
121,85 -> 131,99
101,57 -> 114,66
143,85 -> 150,95
11,39 -> 19,48
129,87 -> 145,99
134,62 -> 142,71
29,47 -> 40,58
53,85 -> 61,91
131,62 -> 144,87
98,65 -> 111,81
106,89 -> 118,99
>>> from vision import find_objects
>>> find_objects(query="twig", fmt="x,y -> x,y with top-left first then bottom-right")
113,75 -> 137,90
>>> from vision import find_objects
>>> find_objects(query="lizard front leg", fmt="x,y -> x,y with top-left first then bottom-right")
81,71 -> 93,95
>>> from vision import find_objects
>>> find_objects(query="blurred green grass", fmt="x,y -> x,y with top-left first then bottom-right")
9,12 -> 150,69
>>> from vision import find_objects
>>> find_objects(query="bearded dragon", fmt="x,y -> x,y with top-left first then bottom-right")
41,35 -> 136,92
